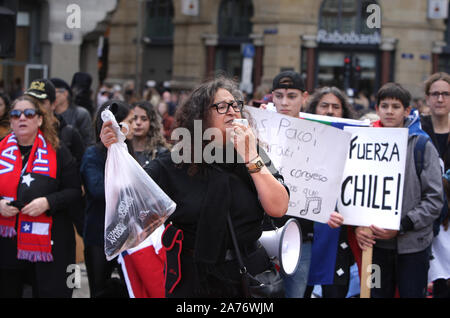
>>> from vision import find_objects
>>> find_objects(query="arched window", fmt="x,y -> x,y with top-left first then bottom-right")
145,0 -> 174,39
218,0 -> 253,40
320,0 -> 379,35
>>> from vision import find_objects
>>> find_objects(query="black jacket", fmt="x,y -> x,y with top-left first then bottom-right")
0,144 -> 82,272
56,113 -> 85,236
421,115 -> 450,170
145,150 -> 289,263
56,114 -> 85,168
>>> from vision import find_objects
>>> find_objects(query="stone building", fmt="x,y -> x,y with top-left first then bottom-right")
107,0 -> 450,98
3,0 -> 450,99
1,0 -> 117,96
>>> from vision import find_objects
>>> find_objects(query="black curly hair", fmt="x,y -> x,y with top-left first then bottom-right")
172,76 -> 244,174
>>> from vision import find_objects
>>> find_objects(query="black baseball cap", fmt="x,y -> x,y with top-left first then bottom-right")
25,79 -> 56,103
272,71 -> 305,91
50,78 -> 72,97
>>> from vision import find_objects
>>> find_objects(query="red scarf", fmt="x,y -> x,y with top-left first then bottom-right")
0,131 -> 57,262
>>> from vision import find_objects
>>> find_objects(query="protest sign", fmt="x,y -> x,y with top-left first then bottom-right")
246,107 -> 352,223
337,127 -> 408,230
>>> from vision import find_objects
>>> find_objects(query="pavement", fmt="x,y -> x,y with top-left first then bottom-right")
72,262 -> 90,298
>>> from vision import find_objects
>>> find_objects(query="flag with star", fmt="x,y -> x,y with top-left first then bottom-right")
17,215 -> 53,262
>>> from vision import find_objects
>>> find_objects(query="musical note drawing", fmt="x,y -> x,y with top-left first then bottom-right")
299,194 -> 322,215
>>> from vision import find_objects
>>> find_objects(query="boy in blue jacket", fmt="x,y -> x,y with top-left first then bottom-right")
355,83 -> 443,298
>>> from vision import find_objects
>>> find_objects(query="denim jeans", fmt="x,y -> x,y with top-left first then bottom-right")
371,245 -> 431,298
281,241 -> 312,298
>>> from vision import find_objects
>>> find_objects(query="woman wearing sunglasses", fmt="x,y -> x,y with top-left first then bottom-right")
101,77 -> 289,297
0,95 -> 82,297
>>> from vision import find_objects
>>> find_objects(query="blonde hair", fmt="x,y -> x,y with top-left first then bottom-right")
11,95 -> 60,149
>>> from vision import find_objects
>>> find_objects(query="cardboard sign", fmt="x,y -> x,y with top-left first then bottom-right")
337,127 -> 408,230
246,107 -> 352,223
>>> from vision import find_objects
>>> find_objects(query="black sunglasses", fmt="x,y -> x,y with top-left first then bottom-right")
10,108 -> 40,119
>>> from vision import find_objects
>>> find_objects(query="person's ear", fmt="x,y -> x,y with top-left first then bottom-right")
404,105 -> 412,117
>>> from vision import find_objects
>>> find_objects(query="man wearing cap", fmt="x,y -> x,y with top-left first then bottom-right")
25,79 -> 85,166
25,79 -> 85,236
50,78 -> 95,148
270,70 -> 309,117
262,71 -> 315,298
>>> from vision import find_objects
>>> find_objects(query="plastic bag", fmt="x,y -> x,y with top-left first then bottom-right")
102,108 -> 176,260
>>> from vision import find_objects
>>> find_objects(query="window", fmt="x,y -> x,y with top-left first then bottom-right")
320,0 -> 378,35
145,0 -> 174,39
215,0 -> 254,79
218,0 -> 253,39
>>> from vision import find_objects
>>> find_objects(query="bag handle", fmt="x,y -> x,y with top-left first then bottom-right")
226,213 -> 252,297
226,213 -> 246,273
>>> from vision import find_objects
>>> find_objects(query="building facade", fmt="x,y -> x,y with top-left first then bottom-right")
3,0 -> 450,99
1,0 -> 117,96
107,0 -> 450,99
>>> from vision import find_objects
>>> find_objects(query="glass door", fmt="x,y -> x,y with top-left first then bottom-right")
317,50 -> 377,96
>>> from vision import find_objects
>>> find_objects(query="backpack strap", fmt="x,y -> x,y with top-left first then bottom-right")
413,135 -> 430,178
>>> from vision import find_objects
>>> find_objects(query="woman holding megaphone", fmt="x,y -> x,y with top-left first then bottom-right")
100,76 -> 290,297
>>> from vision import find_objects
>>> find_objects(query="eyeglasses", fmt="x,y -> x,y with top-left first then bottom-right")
429,91 -> 450,99
10,108 -> 40,119
210,100 -> 244,114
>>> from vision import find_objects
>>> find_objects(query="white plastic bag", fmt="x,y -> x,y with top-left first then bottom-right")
102,108 -> 176,260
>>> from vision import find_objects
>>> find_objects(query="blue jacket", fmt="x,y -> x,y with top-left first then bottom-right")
80,145 -> 107,247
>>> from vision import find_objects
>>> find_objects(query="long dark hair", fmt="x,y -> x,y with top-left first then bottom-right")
173,76 -> 244,174
305,86 -> 356,119
0,92 -> 11,121
94,99 -> 134,155
131,101 -> 170,152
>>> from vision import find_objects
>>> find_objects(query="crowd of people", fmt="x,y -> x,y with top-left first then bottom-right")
0,68 -> 448,299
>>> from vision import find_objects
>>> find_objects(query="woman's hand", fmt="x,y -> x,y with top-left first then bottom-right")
0,199 -> 20,218
327,211 -> 344,229
230,122 -> 258,163
100,121 -> 118,148
22,197 -> 50,217
355,226 -> 375,251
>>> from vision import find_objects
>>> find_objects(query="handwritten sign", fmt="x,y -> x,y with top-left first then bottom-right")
246,107 -> 352,223
337,127 -> 408,230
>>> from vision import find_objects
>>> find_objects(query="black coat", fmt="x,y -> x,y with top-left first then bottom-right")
0,144 -> 82,296
421,115 -> 450,170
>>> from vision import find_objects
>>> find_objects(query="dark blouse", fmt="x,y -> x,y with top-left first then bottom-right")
0,144 -> 81,268
144,150 -> 289,263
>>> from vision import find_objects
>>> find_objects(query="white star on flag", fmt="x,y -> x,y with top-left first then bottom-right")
23,223 -> 31,232
22,174 -> 35,187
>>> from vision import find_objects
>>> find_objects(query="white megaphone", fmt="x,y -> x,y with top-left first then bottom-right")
258,218 -> 302,276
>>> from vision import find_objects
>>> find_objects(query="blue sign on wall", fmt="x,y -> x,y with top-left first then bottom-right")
242,44 -> 255,58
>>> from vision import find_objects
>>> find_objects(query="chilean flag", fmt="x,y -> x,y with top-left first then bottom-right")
118,225 -> 166,298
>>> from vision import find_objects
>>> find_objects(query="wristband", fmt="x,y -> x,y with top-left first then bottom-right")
246,156 -> 264,173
